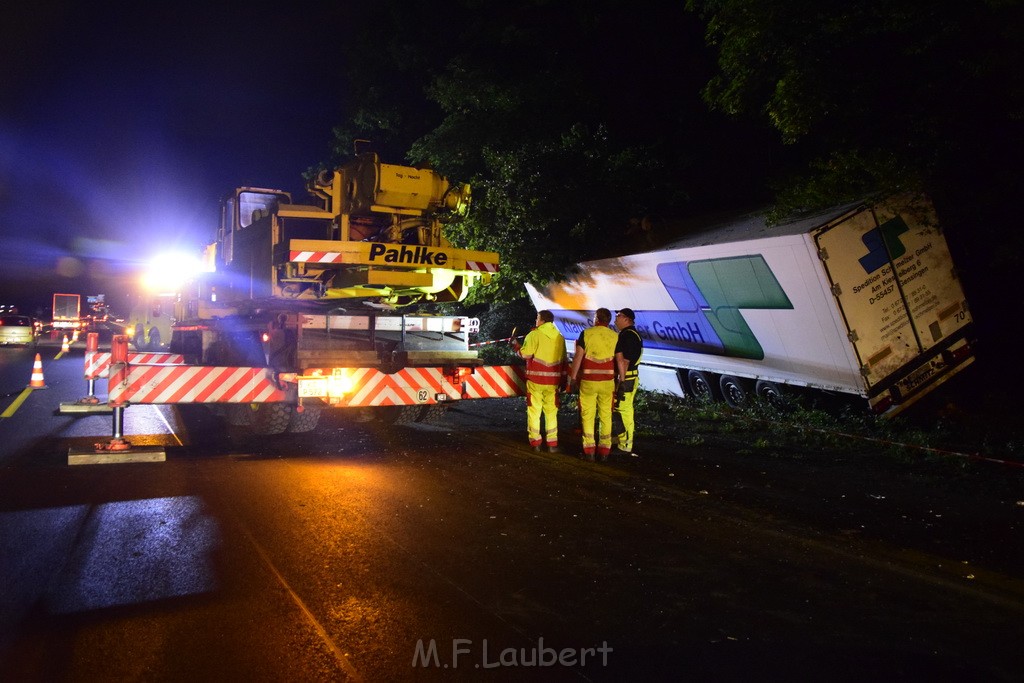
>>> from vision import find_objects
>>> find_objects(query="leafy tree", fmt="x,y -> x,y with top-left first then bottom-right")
686,0 -> 1024,214
326,0 -> 765,303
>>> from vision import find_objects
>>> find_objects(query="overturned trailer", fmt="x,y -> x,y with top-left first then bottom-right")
527,194 -> 976,415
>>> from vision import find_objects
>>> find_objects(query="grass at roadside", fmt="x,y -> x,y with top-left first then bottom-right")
628,390 -> 1024,469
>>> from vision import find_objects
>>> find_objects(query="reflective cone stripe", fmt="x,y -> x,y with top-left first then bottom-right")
462,365 -> 526,398
85,352 -> 185,379
109,366 -> 287,404
29,354 -> 47,388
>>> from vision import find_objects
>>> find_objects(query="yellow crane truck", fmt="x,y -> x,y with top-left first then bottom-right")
111,153 -> 520,435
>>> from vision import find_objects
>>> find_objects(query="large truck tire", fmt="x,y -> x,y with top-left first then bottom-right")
249,403 -> 290,435
719,375 -> 751,409
224,404 -> 252,426
388,405 -> 423,425
287,406 -> 322,433
416,404 -> 449,424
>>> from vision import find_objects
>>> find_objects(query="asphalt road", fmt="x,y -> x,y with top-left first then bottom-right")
1,345 -> 1022,681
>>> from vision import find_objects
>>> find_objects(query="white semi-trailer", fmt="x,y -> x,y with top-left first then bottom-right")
526,194 -> 975,415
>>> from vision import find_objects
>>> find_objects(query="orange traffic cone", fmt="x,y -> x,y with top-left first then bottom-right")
71,330 -> 80,343
61,335 -> 70,353
29,353 -> 47,389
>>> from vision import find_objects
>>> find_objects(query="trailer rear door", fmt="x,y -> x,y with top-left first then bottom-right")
813,197 -> 972,391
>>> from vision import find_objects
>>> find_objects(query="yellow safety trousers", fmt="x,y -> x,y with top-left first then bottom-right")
580,379 -> 614,456
527,381 -> 559,447
615,387 -> 637,452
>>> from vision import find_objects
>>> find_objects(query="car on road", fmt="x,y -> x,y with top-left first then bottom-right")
0,314 -> 39,347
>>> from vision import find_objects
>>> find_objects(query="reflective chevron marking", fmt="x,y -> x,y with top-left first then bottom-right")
85,352 -> 186,380
462,365 -> 526,399
109,366 -> 287,404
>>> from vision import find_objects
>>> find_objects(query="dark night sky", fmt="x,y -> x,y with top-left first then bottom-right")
1,3 -> 350,314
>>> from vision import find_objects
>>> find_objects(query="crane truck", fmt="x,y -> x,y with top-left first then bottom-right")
526,194 -> 975,416
101,153 -> 524,437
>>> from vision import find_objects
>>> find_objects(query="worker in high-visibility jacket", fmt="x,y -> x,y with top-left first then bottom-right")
514,309 -> 568,452
569,307 -> 618,461
613,307 -> 644,455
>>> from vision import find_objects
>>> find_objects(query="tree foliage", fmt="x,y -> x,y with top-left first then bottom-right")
327,0 -> 759,302
326,0 -> 1023,312
686,0 -> 1024,212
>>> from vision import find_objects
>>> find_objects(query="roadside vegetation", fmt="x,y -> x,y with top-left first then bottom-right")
626,390 -> 1024,471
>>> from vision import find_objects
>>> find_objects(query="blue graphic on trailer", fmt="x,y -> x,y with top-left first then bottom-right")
858,216 -> 909,274
553,255 -> 793,360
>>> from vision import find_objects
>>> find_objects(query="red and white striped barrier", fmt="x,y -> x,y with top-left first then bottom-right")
109,365 -> 288,405
290,250 -> 345,263
462,365 -> 526,399
85,351 -> 185,380
340,367 -> 462,406
465,260 -> 498,273
108,363 -> 525,407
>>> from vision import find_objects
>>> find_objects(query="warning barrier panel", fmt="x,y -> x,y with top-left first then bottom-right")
107,362 -> 526,407
85,352 -> 185,380
332,367 -> 462,407
462,365 -> 526,399
109,366 -> 288,405
332,365 -> 525,406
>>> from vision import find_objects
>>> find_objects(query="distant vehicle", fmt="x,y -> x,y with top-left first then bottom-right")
0,315 -> 39,347
84,294 -> 111,329
51,293 -> 83,334
123,292 -> 174,351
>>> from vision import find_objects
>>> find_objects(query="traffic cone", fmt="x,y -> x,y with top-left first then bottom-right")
71,330 -> 80,343
29,353 -> 47,389
61,335 -> 70,353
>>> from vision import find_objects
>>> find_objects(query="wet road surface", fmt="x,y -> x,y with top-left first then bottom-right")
1,349 -> 1022,681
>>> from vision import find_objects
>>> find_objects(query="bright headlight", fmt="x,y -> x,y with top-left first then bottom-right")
141,252 -> 201,294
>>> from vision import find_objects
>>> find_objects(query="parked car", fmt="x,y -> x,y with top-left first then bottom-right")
0,315 -> 39,347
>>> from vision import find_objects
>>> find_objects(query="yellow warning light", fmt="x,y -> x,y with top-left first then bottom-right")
328,369 -> 355,396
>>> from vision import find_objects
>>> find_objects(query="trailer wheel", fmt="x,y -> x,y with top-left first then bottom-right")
755,380 -> 790,411
147,327 -> 161,351
249,403 -> 290,435
687,370 -> 718,402
288,405 -> 322,433
719,375 -> 751,409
